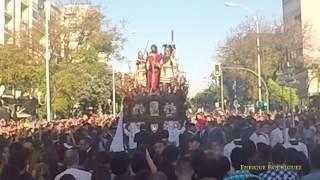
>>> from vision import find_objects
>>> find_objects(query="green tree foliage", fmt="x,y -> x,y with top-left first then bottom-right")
0,45 -> 43,95
215,17 -> 309,106
43,6 -> 127,117
190,84 -> 220,109
267,79 -> 299,107
0,5 -> 126,118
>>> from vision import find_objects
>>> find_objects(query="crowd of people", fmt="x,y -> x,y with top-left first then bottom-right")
0,110 -> 320,180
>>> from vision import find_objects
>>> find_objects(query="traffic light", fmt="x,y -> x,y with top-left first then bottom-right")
283,61 -> 295,83
214,64 -> 221,77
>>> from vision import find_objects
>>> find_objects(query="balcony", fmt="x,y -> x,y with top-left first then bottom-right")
33,2 -> 38,9
21,18 -> 29,25
21,0 -> 28,6
4,10 -> 13,19
4,25 -> 12,34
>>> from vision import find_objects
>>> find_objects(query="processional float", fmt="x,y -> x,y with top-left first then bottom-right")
120,30 -> 188,130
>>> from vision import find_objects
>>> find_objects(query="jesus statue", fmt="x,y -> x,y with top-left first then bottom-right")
146,44 -> 162,92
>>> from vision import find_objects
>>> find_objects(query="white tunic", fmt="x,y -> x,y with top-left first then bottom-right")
281,128 -> 289,144
223,139 -> 242,161
249,132 -> 270,146
283,138 -> 308,158
270,128 -> 284,147
55,168 -> 91,180
168,126 -> 186,147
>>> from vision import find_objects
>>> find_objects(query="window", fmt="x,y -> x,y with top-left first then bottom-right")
294,14 -> 301,23
38,0 -> 44,9
33,10 -> 38,19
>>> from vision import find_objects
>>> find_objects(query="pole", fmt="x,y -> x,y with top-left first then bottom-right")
290,89 -> 295,127
281,85 -> 287,143
220,70 -> 224,111
112,65 -> 116,117
225,3 -> 263,114
13,0 -> 16,45
222,66 -> 269,113
255,16 -> 262,115
266,90 -> 270,113
45,0 -> 51,122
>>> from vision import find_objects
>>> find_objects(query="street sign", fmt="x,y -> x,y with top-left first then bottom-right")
263,101 -> 268,107
256,100 -> 268,109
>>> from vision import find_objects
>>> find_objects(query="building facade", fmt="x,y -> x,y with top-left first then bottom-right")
61,4 -> 103,62
283,0 -> 320,99
0,0 -> 44,45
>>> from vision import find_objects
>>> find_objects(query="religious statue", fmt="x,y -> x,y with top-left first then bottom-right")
160,44 -> 175,84
147,45 -> 162,92
135,51 -> 147,86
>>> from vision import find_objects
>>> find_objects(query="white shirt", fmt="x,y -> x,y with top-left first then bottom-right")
283,138 -> 308,158
249,132 -> 270,146
270,128 -> 284,147
168,127 -> 186,147
124,123 -> 140,149
54,168 -> 91,180
223,139 -> 242,161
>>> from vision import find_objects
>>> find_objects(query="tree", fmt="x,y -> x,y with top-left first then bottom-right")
190,84 -> 220,109
267,79 -> 299,109
215,17 -> 310,108
49,6 -> 126,64
0,45 -> 43,96
44,5 -> 126,117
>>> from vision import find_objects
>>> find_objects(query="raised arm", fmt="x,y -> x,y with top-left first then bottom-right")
146,149 -> 157,173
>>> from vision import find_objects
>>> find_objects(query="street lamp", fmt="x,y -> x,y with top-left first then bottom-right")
283,61 -> 295,126
225,1 -> 262,115
45,0 -> 51,122
112,59 -> 116,117
110,30 -> 136,117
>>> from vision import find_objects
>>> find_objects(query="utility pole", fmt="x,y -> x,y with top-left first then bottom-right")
45,0 -> 51,122
220,70 -> 224,111
225,2 -> 262,115
256,17 -> 262,115
112,63 -> 116,117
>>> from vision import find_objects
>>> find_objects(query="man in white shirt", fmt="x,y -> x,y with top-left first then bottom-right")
223,127 -> 243,161
167,121 -> 186,147
124,122 -> 140,150
283,127 -> 308,158
55,149 -> 92,180
270,121 -> 284,147
249,122 -> 271,146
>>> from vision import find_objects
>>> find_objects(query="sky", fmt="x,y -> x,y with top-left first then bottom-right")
88,0 -> 282,97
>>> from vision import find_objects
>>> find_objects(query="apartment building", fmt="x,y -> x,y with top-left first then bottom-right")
62,4 -> 99,48
283,0 -> 320,98
61,4 -> 105,62
0,0 -> 43,45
